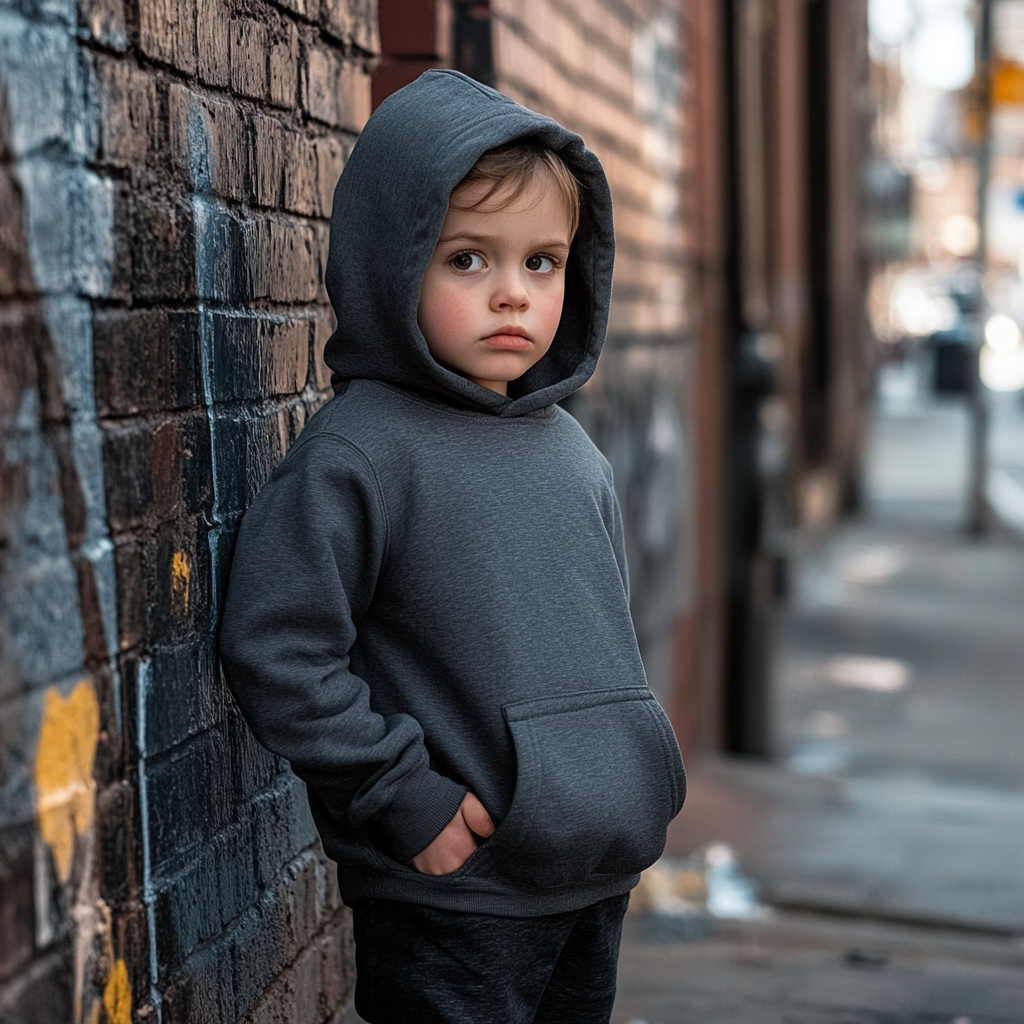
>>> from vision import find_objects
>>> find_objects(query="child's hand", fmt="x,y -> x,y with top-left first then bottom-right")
410,792 -> 495,875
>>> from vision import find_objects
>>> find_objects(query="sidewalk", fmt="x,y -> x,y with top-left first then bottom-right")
613,910 -> 1024,1024
614,375 -> 1024,1020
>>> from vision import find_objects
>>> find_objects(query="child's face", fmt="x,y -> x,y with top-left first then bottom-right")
418,177 -> 572,396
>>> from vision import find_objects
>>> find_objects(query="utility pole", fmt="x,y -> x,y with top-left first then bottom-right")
968,0 -> 993,534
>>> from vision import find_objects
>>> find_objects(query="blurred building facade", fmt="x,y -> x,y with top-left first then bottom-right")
0,1 -> 872,1020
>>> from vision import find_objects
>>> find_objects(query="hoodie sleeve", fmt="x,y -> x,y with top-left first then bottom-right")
219,432 -> 467,863
608,489 -> 630,605
598,459 -> 630,603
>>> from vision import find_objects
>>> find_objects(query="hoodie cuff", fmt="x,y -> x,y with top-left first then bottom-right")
377,770 -> 467,863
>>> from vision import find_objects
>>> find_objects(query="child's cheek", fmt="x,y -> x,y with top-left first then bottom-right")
434,290 -> 477,343
421,284 -> 476,353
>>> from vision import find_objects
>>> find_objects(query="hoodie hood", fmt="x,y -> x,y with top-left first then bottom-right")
323,70 -> 615,417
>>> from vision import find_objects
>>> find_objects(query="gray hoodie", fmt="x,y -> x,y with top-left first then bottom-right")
219,70 -> 685,916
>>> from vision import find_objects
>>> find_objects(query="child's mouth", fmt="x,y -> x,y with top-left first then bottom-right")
484,330 -> 531,350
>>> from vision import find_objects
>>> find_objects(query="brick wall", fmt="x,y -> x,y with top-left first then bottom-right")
0,2 -> 375,1021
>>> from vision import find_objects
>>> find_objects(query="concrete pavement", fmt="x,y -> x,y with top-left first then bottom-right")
613,910 -> 1024,1024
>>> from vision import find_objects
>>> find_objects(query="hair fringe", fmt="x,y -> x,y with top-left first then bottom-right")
450,139 -> 582,239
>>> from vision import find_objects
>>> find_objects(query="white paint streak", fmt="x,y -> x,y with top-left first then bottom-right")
187,97 -> 230,616
136,660 -> 163,1023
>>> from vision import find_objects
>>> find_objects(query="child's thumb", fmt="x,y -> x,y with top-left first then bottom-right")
462,792 -> 496,838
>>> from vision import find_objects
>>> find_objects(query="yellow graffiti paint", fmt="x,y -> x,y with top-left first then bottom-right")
171,549 -> 191,616
102,959 -> 132,1024
33,681 -> 100,883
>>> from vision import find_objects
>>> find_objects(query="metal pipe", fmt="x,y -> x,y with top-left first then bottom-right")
968,0 -> 993,534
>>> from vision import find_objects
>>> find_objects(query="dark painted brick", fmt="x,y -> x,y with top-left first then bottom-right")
133,193 -> 198,303
229,708 -> 283,803
0,304 -> 65,424
209,407 -> 286,518
154,843 -> 220,967
146,725 -> 234,875
96,780 -> 138,908
244,935 -> 321,1024
213,820 -> 259,931
102,411 -> 213,531
229,850 -> 336,1020
149,516 -> 212,643
112,519 -> 212,650
0,946 -> 74,1023
162,942 -> 233,1024
167,82 -> 195,190
194,197 -> 248,303
281,851 -> 322,955
293,940 -> 323,1024
93,310 -> 201,417
1,0 -> 373,1016
208,523 -> 238,613
0,306 -> 40,421
242,962 -> 298,1024
321,859 -> 344,917
107,181 -> 134,303
283,396 -> 312,448
0,820 -> 35,979
250,776 -> 318,889
229,903 -> 289,1020
153,821 -> 257,968
115,902 -> 158,1018
210,314 -> 309,402
1,697 -> 44,827
302,48 -> 341,127
143,641 -> 226,758
102,422 -> 152,530
0,168 -> 35,297
114,541 -> 147,653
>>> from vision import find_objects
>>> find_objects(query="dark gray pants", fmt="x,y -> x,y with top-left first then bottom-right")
351,893 -> 630,1024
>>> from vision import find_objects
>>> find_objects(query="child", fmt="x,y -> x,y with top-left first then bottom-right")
219,69 -> 685,1023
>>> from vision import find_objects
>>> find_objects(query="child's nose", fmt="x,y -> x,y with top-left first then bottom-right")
492,269 -> 530,312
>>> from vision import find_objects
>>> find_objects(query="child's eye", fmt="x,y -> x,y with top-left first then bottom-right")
450,252 -> 485,272
525,254 -> 556,273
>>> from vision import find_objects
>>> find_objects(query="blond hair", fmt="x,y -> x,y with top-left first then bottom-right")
450,139 -> 582,239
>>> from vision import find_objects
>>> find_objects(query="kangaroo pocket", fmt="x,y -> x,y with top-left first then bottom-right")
479,686 -> 686,889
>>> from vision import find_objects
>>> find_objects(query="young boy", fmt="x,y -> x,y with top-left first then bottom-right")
219,69 -> 685,1024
